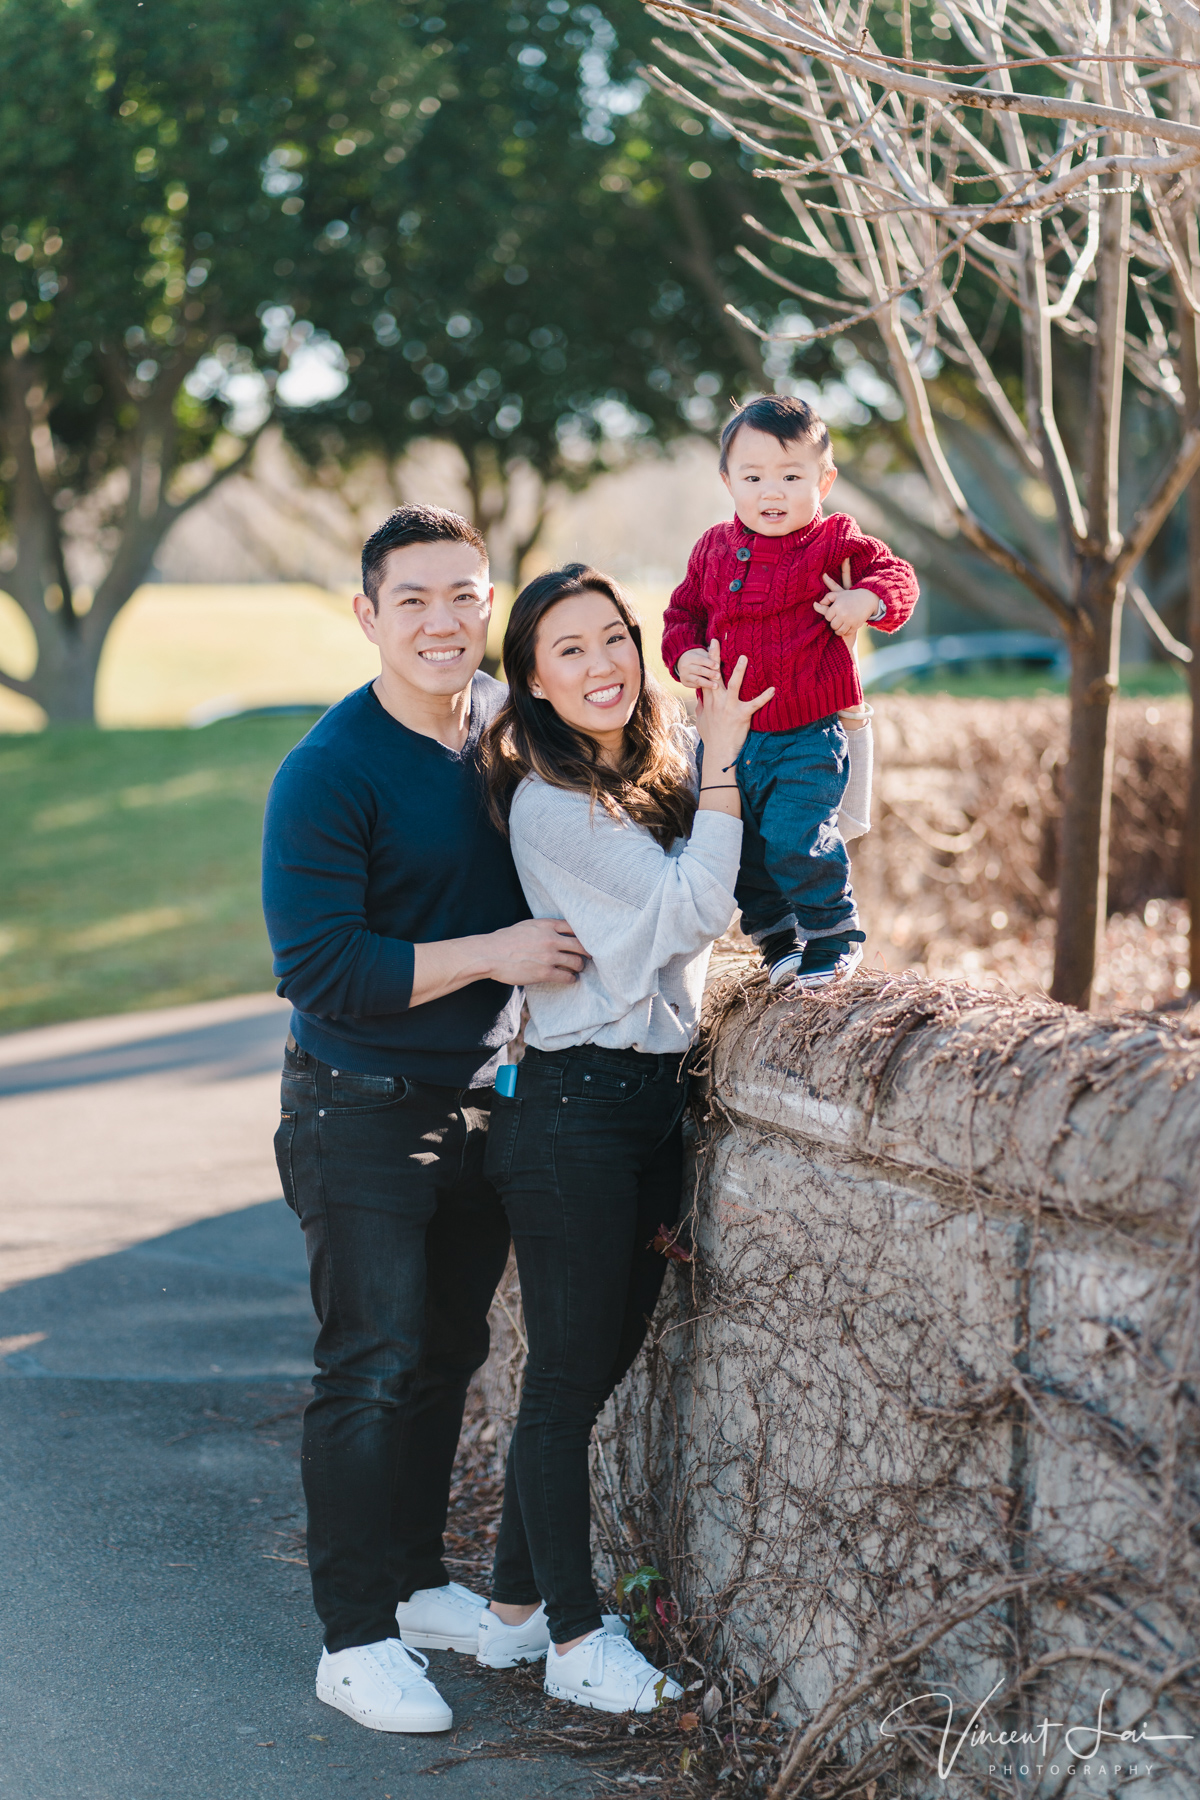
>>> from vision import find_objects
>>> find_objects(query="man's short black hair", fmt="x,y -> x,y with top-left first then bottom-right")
718,394 -> 833,477
361,504 -> 488,607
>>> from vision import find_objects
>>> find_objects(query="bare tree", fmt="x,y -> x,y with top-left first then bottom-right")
641,0 -> 1200,1009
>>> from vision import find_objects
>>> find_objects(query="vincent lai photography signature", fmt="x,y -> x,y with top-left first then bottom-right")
880,1682 -> 1195,1782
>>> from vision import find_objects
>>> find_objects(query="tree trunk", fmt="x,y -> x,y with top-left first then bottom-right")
1177,279 -> 1200,998
1187,465 -> 1200,998
19,615 -> 108,724
1051,564 -> 1122,1009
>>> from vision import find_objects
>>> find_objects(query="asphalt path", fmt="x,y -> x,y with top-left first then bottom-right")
0,998 -> 594,1800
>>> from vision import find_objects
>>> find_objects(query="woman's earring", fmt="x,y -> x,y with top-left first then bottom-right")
531,686 -> 544,699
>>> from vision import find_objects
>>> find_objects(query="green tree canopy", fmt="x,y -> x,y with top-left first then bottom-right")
0,0 -> 772,721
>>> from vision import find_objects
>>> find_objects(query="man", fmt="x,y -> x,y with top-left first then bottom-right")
262,504 -> 585,1733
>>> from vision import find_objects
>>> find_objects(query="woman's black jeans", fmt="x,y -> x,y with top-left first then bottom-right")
485,1042 -> 687,1644
276,1037 -> 510,1653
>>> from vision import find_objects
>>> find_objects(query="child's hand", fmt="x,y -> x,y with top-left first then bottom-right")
815,571 -> 882,640
675,645 -> 722,690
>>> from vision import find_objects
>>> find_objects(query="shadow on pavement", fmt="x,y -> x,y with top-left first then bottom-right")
0,1199 -> 314,1381
0,1007 -> 289,1099
0,1203 -> 594,1799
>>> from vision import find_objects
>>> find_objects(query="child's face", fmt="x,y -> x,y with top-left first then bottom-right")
720,426 -> 836,536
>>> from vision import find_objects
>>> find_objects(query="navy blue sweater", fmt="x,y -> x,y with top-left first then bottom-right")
262,678 -> 528,1085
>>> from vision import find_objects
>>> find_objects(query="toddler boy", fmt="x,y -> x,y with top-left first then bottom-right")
662,394 -> 917,987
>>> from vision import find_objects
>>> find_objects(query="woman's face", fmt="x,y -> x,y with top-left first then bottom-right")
529,589 -> 643,763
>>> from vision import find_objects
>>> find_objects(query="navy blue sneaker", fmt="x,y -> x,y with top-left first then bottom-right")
795,930 -> 866,989
761,926 -> 803,987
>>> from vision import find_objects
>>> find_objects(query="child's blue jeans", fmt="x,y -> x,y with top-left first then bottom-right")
733,716 -> 859,943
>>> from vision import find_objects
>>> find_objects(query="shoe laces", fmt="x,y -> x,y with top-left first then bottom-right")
595,1632 -> 657,1682
373,1638 -> 431,1683
409,1581 -> 480,1615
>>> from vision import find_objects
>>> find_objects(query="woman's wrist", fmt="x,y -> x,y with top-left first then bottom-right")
699,737 -> 745,774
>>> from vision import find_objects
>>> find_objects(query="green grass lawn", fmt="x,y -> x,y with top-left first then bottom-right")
0,714 -> 320,1034
879,660 -> 1189,700
0,662 -> 1189,1036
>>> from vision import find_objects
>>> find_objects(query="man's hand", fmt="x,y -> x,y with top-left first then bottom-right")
479,918 -> 588,988
675,646 -> 722,690
815,573 -> 882,641
409,918 -> 587,1009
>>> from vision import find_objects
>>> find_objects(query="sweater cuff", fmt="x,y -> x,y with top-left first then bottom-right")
374,937 -> 416,1013
688,807 -> 744,874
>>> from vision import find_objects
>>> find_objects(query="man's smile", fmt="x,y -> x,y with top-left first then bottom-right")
418,646 -> 466,663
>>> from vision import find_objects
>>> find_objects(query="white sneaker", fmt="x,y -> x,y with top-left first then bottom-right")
396,1580 -> 488,1653
477,1603 -> 629,1669
543,1628 -> 683,1714
315,1639 -> 453,1733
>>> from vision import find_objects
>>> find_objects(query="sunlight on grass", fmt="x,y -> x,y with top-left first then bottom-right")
0,583 -> 381,732
64,906 -> 195,954
0,716 -> 318,1031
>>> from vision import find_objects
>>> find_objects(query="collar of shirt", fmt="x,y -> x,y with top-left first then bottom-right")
737,508 -> 825,562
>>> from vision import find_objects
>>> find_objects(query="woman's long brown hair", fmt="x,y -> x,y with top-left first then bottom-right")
482,564 -> 696,849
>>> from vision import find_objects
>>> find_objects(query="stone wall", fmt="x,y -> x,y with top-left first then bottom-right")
478,969 -> 1200,1797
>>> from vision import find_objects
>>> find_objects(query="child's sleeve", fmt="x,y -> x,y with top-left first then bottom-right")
661,534 -> 713,678
842,523 -> 919,634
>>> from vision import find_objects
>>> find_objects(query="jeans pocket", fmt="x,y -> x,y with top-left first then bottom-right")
561,1063 -> 648,1106
325,1072 -> 410,1115
484,1096 -> 523,1187
274,1109 -> 299,1216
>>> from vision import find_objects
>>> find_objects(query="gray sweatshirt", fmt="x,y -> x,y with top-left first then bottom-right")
507,775 -> 743,1055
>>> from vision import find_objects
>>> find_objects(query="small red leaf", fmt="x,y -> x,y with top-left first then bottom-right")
650,1222 -> 693,1263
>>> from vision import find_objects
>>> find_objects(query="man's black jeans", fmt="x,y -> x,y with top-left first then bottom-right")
484,1043 -> 687,1645
275,1038 -> 510,1653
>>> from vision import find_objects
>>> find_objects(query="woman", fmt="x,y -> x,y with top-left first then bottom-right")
477,563 -> 772,1713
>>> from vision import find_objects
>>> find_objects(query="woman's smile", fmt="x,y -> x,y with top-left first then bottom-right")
584,682 -> 624,708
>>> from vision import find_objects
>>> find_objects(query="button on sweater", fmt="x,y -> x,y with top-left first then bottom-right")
661,509 -> 918,735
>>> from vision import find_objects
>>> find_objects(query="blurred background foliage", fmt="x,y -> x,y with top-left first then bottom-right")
0,0 -> 1190,1027
0,0 -> 1189,716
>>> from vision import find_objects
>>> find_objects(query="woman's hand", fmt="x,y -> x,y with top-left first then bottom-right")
694,642 -> 774,817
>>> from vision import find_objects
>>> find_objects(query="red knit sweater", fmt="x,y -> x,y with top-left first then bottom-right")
661,510 -> 918,734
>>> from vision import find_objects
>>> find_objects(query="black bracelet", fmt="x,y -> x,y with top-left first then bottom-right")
700,784 -> 739,792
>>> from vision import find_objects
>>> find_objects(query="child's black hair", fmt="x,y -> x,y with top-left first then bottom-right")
718,394 -> 833,476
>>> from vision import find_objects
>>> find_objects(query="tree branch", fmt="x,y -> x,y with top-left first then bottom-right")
0,354 -> 74,647
663,166 -> 766,378
653,0 -> 1200,153
0,663 -> 37,699
1128,582 -> 1193,661
933,288 -> 1045,478
162,424 -> 268,527
954,512 -> 1077,628
1114,414 -> 1200,582
89,423 -> 268,632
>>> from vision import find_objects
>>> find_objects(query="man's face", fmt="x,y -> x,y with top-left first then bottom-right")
720,426 -> 836,537
353,539 -> 493,697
